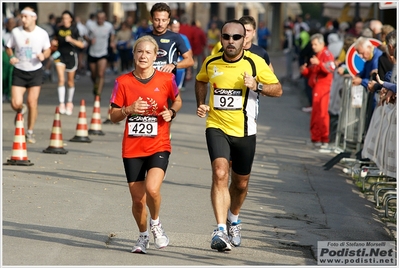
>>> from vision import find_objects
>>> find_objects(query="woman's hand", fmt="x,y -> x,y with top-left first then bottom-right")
126,97 -> 148,114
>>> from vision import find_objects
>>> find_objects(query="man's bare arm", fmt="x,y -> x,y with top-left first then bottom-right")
259,82 -> 283,97
195,80 -> 208,106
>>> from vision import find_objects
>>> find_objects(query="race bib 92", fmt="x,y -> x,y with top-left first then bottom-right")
213,88 -> 243,110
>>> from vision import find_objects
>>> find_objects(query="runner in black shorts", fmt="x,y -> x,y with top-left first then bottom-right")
195,20 -> 282,251
205,128 -> 256,175
87,54 -> 107,63
12,68 -> 43,88
53,10 -> 84,115
55,52 -> 78,71
6,6 -> 52,144
123,152 -> 170,183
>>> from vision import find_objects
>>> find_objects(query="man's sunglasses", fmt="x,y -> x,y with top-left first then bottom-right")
221,34 -> 244,41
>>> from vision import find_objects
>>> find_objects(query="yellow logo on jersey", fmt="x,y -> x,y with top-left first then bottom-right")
59,29 -> 72,37
160,39 -> 170,43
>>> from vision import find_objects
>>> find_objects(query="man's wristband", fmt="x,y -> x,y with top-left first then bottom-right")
170,108 -> 176,120
10,55 -> 15,59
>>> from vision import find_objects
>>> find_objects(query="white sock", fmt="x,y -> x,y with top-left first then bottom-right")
150,217 -> 160,226
217,224 -> 227,231
67,87 -> 75,103
228,210 -> 239,223
27,130 -> 33,135
140,231 -> 149,237
57,86 -> 65,103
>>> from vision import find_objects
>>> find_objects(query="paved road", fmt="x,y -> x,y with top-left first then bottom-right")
2,53 -> 395,267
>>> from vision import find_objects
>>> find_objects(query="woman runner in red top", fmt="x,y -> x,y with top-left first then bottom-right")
110,35 -> 182,254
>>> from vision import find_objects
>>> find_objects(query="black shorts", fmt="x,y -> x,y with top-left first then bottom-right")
87,54 -> 108,63
12,68 -> 43,88
205,128 -> 256,175
54,51 -> 78,72
123,151 -> 170,183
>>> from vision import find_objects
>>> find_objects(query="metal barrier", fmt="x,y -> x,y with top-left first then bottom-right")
334,75 -> 369,153
323,75 -> 369,170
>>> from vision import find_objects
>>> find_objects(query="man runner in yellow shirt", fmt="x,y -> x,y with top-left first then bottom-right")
195,19 -> 282,251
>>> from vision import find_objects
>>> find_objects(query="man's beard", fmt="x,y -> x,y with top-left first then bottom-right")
223,43 -> 243,60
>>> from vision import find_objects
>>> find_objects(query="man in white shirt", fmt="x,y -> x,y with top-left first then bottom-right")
85,10 -> 115,98
6,6 -> 51,144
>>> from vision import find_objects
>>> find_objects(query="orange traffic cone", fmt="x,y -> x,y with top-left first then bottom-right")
43,107 -> 68,154
70,99 -> 92,143
103,104 -> 119,125
88,95 -> 105,135
4,113 -> 34,166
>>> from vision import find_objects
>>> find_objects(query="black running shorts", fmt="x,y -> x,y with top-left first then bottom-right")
205,127 -> 256,175
12,68 -> 43,88
54,51 -> 78,72
123,151 -> 170,183
87,54 -> 108,63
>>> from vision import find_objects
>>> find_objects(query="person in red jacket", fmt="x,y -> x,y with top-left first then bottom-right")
300,33 -> 335,147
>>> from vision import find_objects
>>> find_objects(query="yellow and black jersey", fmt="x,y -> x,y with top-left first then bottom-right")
196,50 -> 279,137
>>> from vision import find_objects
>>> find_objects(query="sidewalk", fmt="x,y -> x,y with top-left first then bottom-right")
1,53 -> 395,266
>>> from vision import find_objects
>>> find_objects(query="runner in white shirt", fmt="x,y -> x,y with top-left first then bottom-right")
6,6 -> 51,144
84,10 -> 115,98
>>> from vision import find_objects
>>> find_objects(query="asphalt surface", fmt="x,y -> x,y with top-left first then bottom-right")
2,52 -> 396,267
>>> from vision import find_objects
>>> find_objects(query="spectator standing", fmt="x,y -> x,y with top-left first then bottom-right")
353,37 -> 383,93
178,14 -> 195,80
190,20 -> 207,71
297,26 -> 310,65
299,29 -> 317,112
5,6 -> 51,144
85,10 -> 115,97
195,19 -> 282,251
135,19 -> 152,40
369,19 -> 383,40
283,21 -> 294,81
353,37 -> 383,133
115,21 -> 134,73
257,21 -> 270,50
207,21 -> 221,55
53,10 -> 84,116
109,35 -> 182,254
207,14 -> 224,31
300,33 -> 335,147
293,15 -> 309,57
347,19 -> 364,38
327,33 -> 344,142
376,24 -> 395,80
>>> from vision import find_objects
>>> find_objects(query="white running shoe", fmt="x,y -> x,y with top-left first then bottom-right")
65,102 -> 73,116
59,103 -> 66,114
227,219 -> 242,247
150,222 -> 169,249
131,235 -> 150,254
25,132 -> 36,144
211,227 -> 232,251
